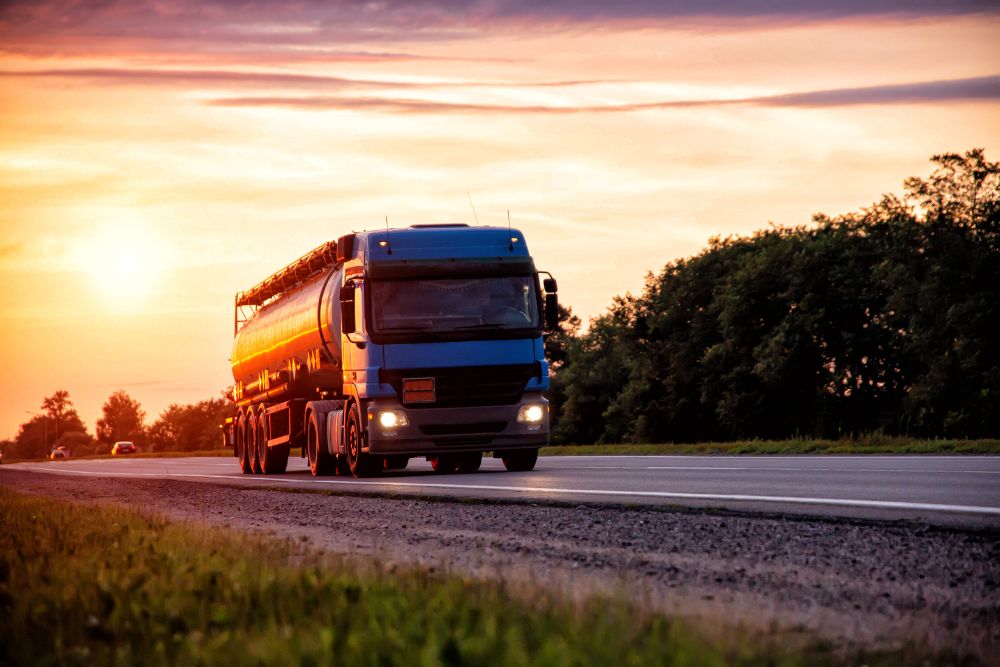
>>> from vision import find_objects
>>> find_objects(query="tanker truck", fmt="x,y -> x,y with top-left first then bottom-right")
223,224 -> 558,478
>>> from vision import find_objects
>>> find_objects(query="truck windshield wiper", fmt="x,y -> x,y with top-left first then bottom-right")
454,322 -> 528,330
382,325 -> 435,331
378,325 -> 449,340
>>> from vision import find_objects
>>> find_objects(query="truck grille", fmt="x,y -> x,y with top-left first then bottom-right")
381,364 -> 538,408
419,422 -> 507,436
433,436 -> 495,447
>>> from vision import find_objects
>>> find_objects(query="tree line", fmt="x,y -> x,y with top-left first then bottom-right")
1,390 -> 229,460
550,149 -> 1000,443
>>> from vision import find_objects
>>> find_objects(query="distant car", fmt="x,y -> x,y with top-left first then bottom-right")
111,441 -> 137,456
49,448 -> 69,460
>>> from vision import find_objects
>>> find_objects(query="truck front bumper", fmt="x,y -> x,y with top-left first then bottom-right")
364,395 -> 549,456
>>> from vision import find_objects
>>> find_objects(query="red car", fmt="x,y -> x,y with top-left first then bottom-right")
111,441 -> 137,456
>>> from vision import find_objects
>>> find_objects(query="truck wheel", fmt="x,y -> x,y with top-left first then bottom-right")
247,413 -> 262,474
263,445 -> 289,474
237,412 -> 252,474
257,409 -> 289,475
501,448 -> 538,472
346,403 -> 379,478
306,409 -> 336,476
456,452 -> 483,473
429,454 -> 459,474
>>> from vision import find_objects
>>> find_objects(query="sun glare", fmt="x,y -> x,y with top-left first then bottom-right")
76,223 -> 163,306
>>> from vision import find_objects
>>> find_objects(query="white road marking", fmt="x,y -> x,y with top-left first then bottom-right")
10,464 -> 1000,517
643,466 -> 1000,474
524,463 -> 1000,474
544,454 -> 1000,460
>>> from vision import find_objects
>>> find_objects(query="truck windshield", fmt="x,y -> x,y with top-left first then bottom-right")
371,276 -> 540,334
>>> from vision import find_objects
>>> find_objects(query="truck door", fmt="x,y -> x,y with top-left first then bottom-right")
341,279 -> 367,374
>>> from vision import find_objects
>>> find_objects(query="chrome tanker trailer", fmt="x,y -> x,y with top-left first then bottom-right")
223,224 -> 559,478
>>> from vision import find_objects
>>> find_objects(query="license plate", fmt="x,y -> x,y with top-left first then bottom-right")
402,377 -> 435,404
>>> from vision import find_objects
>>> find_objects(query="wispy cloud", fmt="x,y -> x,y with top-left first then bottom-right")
2,0 -> 996,58
205,76 -> 1000,114
759,75 -> 1000,106
0,67 -> 620,90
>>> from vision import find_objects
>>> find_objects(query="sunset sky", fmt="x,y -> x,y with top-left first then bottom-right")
1,1 -> 998,438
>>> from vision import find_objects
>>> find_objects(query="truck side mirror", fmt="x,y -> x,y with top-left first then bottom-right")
340,284 -> 356,333
543,277 -> 558,293
545,293 -> 559,331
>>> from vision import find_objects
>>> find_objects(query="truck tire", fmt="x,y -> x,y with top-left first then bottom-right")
306,408 -> 336,476
345,402 -> 379,478
237,411 -> 252,474
501,448 -> 538,472
247,412 -> 262,474
456,451 -> 483,473
256,406 -> 289,475
262,444 -> 289,474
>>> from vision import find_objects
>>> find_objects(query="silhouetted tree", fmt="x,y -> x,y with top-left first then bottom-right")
96,391 -> 147,446
11,391 -> 88,459
555,149 -> 1000,443
148,398 -> 230,452
544,304 -> 581,371
544,304 -> 581,436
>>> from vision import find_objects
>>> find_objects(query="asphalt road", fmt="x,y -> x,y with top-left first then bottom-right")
5,454 -> 1000,527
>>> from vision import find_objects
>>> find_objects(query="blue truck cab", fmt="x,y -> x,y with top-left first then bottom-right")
336,223 -> 557,474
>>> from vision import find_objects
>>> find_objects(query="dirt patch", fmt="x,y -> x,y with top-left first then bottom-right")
3,469 -> 998,662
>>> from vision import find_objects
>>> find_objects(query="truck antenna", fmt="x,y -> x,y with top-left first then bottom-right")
507,210 -> 514,251
466,191 -> 480,225
384,216 -> 393,255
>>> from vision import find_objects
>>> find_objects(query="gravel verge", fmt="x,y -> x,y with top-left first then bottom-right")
3,469 -> 998,663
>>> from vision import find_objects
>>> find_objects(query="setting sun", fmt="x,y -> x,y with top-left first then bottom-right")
76,223 -> 163,304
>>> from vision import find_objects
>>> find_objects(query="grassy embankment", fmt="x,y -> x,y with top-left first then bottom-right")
542,438 -> 1000,456
9,437 -> 1000,464
0,488 -> 936,666
4,449 -> 233,464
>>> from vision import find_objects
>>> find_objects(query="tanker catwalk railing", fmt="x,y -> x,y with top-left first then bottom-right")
234,241 -> 338,335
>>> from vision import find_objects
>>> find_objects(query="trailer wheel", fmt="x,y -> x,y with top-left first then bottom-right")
237,412 -> 252,474
247,412 -> 262,474
262,444 -> 289,474
456,451 -> 483,473
501,448 -> 538,472
257,407 -> 289,475
306,408 -> 336,476
345,403 -> 379,478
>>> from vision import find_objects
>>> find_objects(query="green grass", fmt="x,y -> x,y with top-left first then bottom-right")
3,449 -> 232,464
84,449 -> 232,460
542,437 -> 1000,456
0,489 -> 939,666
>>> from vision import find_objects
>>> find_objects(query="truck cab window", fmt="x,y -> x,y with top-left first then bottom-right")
370,276 -> 539,335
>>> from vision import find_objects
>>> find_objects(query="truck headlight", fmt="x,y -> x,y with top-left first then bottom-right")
516,404 -> 545,424
378,410 -> 409,429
